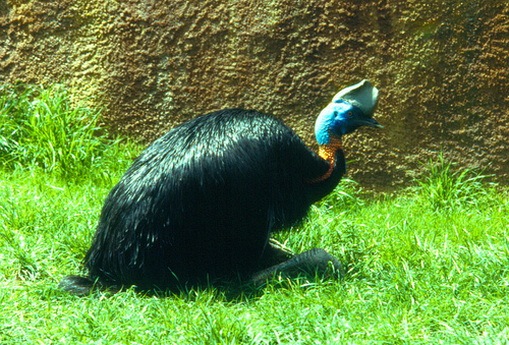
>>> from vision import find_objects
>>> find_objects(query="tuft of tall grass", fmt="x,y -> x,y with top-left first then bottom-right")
412,153 -> 493,212
0,83 -> 139,182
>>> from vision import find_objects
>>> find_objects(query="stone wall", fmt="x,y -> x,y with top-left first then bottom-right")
1,0 -> 508,188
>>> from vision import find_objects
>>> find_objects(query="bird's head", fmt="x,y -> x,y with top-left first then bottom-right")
315,80 -> 382,145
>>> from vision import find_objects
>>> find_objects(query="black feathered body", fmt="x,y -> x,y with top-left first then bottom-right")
84,109 -> 345,289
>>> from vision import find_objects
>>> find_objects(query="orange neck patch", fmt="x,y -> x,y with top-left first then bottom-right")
308,136 -> 343,184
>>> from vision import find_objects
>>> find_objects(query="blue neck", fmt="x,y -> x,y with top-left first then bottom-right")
314,111 -> 334,145
315,100 -> 350,145
315,128 -> 331,146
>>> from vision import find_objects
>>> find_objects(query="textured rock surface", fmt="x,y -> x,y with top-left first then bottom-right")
1,0 -> 507,188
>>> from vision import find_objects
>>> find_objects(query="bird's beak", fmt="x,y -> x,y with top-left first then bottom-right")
362,117 -> 384,129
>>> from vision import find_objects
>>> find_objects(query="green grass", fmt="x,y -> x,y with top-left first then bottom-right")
0,83 -> 137,183
1,84 -> 508,344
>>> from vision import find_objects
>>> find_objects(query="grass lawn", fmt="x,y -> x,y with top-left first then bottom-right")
1,84 -> 508,344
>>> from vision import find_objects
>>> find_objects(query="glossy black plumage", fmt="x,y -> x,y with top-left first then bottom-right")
62,109 -> 346,293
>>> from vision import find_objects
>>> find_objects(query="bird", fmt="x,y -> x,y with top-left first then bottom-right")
59,80 -> 382,295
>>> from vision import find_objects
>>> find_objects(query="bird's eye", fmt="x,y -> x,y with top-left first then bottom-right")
347,111 -> 353,118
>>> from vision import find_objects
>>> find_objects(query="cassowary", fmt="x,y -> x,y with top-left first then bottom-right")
60,80 -> 382,295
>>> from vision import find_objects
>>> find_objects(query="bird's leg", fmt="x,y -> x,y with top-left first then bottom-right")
249,248 -> 344,286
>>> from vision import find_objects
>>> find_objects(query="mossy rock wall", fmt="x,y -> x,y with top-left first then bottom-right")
1,1 -> 508,188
